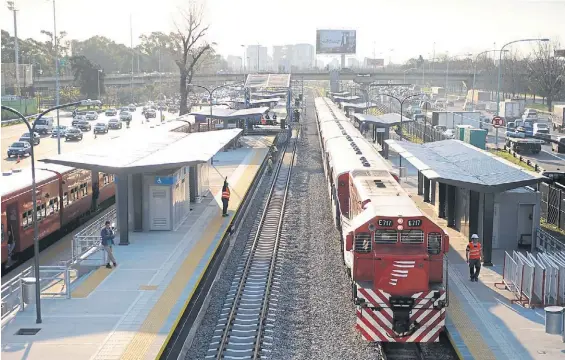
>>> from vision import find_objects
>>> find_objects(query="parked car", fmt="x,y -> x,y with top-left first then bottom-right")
145,109 -> 156,119
85,111 -> 98,120
76,120 -> 92,132
51,125 -> 68,137
105,108 -> 117,116
7,141 -> 32,158
108,118 -> 122,129
120,111 -> 132,121
94,122 -> 109,134
65,127 -> 84,141
19,132 -> 40,145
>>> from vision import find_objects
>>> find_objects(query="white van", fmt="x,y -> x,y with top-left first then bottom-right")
34,116 -> 54,134
533,122 -> 550,142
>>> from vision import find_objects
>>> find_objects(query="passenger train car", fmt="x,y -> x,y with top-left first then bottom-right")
314,97 -> 449,343
1,164 -> 116,270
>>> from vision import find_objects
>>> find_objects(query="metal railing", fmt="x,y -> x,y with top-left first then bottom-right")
536,227 -> 565,254
71,207 -> 116,266
1,265 -> 74,321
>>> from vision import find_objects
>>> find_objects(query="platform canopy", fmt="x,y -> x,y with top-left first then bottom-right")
353,113 -> 412,126
341,102 -> 380,110
40,128 -> 242,174
333,95 -> 361,102
385,139 -> 546,192
230,107 -> 269,117
245,74 -> 291,89
189,107 -> 236,118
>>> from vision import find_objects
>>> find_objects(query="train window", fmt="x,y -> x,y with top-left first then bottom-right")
374,230 -> 398,244
22,210 -> 32,228
22,212 -> 28,228
48,199 -> 54,216
36,204 -> 46,221
103,174 -> 109,185
427,233 -> 442,255
354,232 -> 372,253
63,192 -> 68,206
400,230 -> 424,244
80,182 -> 88,196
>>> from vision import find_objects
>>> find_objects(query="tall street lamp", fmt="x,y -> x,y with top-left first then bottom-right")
7,1 -> 20,95
51,0 -> 63,155
188,82 -> 244,131
380,93 -> 424,169
496,38 -> 550,115
97,69 -> 103,100
2,100 -> 87,324
471,49 -> 508,111
495,38 -> 549,148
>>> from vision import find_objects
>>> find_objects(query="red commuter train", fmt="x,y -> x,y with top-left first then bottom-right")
1,164 -> 116,271
315,97 -> 449,343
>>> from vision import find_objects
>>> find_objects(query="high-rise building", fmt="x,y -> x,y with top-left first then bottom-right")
273,46 -> 284,72
347,58 -> 360,68
246,45 -> 268,72
292,44 -> 315,70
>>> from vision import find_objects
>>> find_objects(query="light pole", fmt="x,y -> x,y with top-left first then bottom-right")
7,1 -> 20,95
403,68 -> 417,83
97,69 -> 103,100
471,49 -> 508,111
380,93 -> 424,169
2,100 -> 86,324
51,0 -> 62,155
495,38 -> 549,148
188,82 -> 244,131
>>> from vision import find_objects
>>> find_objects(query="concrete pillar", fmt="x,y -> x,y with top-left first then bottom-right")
132,174 -> 143,232
430,180 -> 436,205
469,190 -> 480,238
417,172 -> 424,195
117,175 -> 129,245
482,193 -> 495,266
438,182 -> 447,218
446,184 -> 457,228
383,127 -> 390,159
189,165 -> 199,203
423,176 -> 431,203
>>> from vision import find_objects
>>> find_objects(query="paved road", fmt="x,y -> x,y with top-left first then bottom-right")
1,107 -> 180,172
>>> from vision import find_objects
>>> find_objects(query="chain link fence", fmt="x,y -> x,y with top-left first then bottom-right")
540,183 -> 565,232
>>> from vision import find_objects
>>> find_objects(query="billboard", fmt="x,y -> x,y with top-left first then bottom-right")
316,30 -> 356,54
366,58 -> 385,67
555,49 -> 565,57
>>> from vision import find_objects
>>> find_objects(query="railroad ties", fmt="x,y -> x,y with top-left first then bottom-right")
206,131 -> 297,359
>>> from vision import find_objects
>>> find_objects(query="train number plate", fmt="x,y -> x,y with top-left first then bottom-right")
407,219 -> 422,227
378,219 -> 394,227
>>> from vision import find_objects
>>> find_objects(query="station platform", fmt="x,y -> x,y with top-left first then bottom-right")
401,177 -> 565,360
0,136 -> 273,360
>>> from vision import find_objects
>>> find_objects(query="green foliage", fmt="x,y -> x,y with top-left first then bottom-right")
69,55 -> 105,99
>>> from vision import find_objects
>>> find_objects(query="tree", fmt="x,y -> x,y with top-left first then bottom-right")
527,41 -> 565,110
168,3 -> 212,115
71,36 -> 133,74
69,55 -> 105,99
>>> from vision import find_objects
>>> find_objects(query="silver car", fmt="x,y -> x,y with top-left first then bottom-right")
94,122 -> 109,134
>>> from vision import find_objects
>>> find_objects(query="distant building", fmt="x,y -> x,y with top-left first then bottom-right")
270,43 -> 315,71
273,46 -> 285,72
227,55 -> 242,72
292,44 -> 315,70
246,45 -> 268,72
347,58 -> 360,68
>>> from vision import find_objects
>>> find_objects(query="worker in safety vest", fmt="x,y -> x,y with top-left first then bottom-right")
221,179 -> 230,217
466,234 -> 484,282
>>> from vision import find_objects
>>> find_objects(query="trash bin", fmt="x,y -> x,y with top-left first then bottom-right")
21,277 -> 37,305
544,306 -> 564,335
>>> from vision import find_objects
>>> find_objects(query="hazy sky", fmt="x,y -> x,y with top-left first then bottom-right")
1,0 -> 564,63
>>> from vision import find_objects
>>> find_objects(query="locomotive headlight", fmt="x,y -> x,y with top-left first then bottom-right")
397,218 -> 404,225
397,225 -> 404,231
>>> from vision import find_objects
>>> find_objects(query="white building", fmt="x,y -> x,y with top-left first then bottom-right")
226,55 -> 242,72
246,45 -> 269,72
292,43 -> 315,70
347,58 -> 360,68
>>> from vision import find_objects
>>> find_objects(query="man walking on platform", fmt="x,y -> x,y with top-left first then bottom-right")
466,234 -> 483,282
101,221 -> 117,269
221,179 -> 230,217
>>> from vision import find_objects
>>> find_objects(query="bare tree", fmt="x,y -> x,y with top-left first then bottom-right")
502,50 -> 530,98
168,3 -> 212,115
527,41 -> 565,110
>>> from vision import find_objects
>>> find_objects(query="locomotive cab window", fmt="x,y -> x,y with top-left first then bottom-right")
427,232 -> 442,255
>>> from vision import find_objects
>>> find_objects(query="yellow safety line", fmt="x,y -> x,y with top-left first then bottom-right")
121,148 -> 267,360
445,326 -> 467,360
71,267 -> 113,298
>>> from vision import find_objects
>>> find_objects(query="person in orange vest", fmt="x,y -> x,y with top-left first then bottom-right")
221,178 -> 230,217
466,234 -> 484,282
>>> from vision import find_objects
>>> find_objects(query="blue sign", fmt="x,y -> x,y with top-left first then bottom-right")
155,176 -> 175,185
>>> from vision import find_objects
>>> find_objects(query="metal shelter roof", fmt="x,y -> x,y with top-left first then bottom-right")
341,102 -> 379,110
252,92 -> 287,98
250,98 -> 282,105
40,128 -> 242,174
230,107 -> 269,117
189,108 -> 236,118
353,113 -> 412,126
385,139 -> 545,192
333,95 -> 361,101
245,74 -> 291,89
329,91 -> 350,96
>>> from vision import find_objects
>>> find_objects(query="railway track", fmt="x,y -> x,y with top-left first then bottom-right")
206,130 -> 297,359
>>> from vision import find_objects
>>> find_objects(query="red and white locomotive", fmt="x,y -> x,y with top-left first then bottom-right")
315,97 -> 449,343
1,164 -> 116,271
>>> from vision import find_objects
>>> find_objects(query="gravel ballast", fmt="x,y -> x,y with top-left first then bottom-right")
268,92 -> 379,359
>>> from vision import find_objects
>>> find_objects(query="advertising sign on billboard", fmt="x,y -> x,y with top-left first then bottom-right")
316,30 -> 356,54
366,58 -> 385,67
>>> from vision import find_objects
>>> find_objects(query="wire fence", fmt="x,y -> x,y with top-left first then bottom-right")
540,183 -> 565,233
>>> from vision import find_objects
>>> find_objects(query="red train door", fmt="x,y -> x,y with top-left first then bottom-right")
6,203 -> 20,263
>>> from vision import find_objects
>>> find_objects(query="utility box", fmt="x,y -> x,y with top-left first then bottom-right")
456,125 -> 472,141
467,129 -> 487,150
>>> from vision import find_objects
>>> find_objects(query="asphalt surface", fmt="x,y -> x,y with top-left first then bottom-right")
1,107 -> 178,172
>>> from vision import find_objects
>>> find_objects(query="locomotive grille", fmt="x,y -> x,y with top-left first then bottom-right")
354,232 -> 372,253
400,230 -> 424,244
374,230 -> 398,244
427,232 -> 442,254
